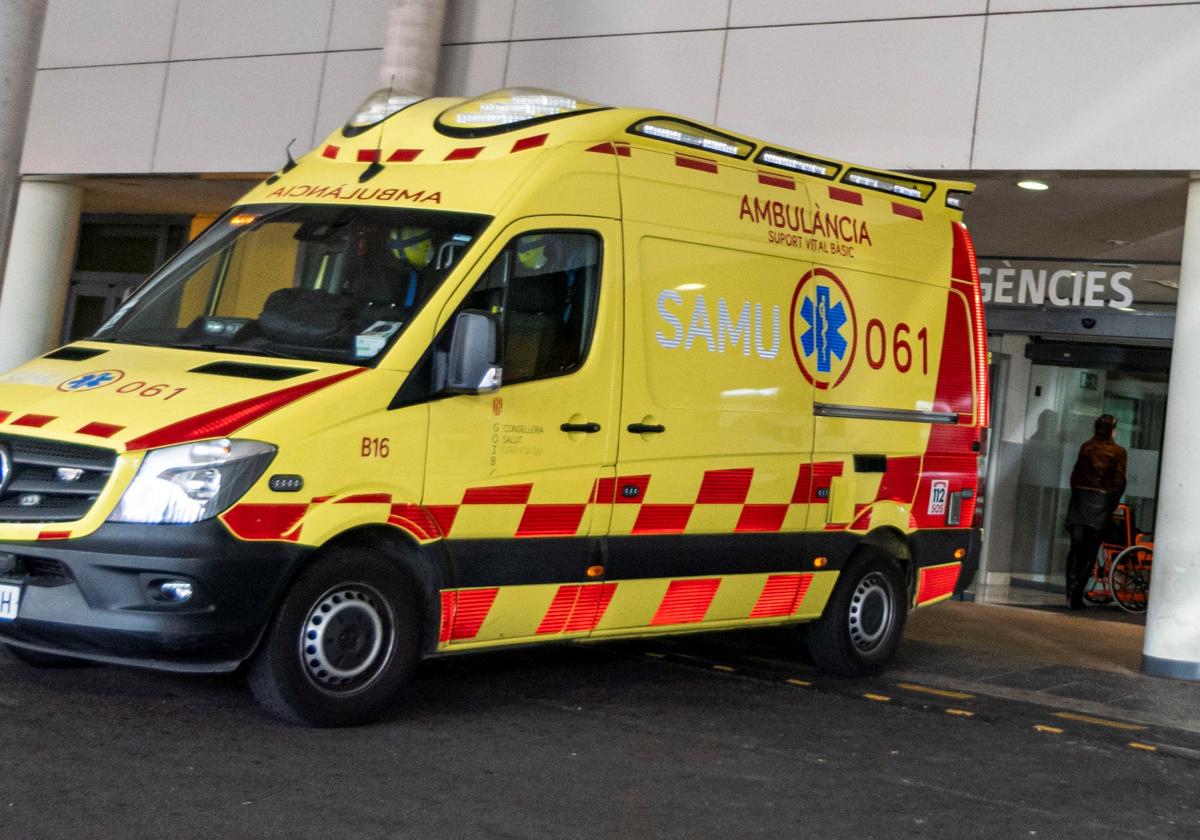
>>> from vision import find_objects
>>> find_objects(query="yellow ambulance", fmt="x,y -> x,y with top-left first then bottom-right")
0,88 -> 987,726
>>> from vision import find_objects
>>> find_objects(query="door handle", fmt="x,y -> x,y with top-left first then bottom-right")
560,422 -> 601,433
626,423 -> 666,434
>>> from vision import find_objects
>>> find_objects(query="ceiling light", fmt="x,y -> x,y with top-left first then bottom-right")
1017,180 -> 1049,191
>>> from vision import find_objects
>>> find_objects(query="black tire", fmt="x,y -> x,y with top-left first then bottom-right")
3,643 -> 91,668
247,546 -> 420,727
807,551 -> 907,677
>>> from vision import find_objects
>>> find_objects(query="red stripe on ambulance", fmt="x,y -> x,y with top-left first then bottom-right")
651,578 -> 721,625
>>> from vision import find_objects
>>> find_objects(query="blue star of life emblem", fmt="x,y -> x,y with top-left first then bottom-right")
799,285 -> 849,374
66,372 -> 116,390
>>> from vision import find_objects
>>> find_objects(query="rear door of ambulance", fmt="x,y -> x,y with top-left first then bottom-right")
595,145 -> 826,636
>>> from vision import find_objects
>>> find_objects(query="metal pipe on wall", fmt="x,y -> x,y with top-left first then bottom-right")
0,0 -> 49,295
380,0 -> 448,96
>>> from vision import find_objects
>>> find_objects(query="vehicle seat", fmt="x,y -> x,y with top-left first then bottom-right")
259,287 -> 357,348
504,275 -> 570,382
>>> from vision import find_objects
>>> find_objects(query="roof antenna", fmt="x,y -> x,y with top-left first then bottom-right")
265,138 -> 299,185
359,76 -> 394,184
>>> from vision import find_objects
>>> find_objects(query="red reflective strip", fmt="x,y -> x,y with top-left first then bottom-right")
590,477 -> 616,504
387,504 -> 440,540
953,221 -> 989,427
696,468 -> 754,504
516,504 -> 586,537
892,202 -> 923,220
750,573 -> 813,618
511,133 -> 548,153
651,578 -> 720,625
632,505 -> 692,535
851,503 -> 872,530
76,422 -> 124,438
124,368 -> 365,451
13,414 -> 55,428
426,505 -> 459,536
586,142 -> 630,156
874,456 -> 922,503
335,493 -> 391,504
445,146 -> 483,161
388,148 -> 422,162
439,591 -> 456,643
0,411 -> 9,423
322,145 -> 339,159
220,503 -> 308,541
675,153 -> 718,174
37,530 -> 71,541
757,171 -> 796,190
461,484 -> 532,505
828,186 -> 863,205
449,588 -> 499,640
917,564 -> 961,604
536,585 -> 580,635
615,475 -> 651,504
357,148 -> 380,163
565,583 -> 616,632
792,461 -> 843,504
735,504 -> 788,533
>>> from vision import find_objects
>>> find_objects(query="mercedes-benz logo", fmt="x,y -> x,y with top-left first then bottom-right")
0,445 -> 10,495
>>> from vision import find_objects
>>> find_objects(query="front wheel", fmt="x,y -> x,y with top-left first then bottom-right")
248,547 -> 420,727
807,552 -> 907,676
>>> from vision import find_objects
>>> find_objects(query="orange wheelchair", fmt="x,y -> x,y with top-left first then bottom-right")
1083,503 -> 1153,613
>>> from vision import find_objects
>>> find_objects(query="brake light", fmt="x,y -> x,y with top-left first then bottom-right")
951,222 -> 989,428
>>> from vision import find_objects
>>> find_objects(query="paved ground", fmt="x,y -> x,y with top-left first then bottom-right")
3,598 -> 1200,839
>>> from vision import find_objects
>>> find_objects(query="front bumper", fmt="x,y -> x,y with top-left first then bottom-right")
0,521 -> 306,672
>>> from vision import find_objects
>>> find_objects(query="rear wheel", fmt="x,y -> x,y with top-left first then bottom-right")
248,547 -> 420,727
1109,545 -> 1152,614
807,552 -> 907,676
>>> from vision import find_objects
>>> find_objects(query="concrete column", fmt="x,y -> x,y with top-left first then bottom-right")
1144,176 -> 1200,679
0,0 -> 49,294
0,180 -> 82,373
380,0 -> 448,96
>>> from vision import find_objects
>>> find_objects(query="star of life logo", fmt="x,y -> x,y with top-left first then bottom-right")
58,369 -> 124,392
789,269 -> 857,390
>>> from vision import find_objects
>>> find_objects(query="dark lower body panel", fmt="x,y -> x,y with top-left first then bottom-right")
0,521 -> 305,672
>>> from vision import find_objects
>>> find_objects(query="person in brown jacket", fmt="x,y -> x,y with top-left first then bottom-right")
1064,414 -> 1127,609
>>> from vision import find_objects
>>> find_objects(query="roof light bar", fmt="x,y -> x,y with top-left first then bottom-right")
344,88 -> 424,136
946,190 -> 972,210
843,169 -> 934,202
437,88 -> 603,134
755,148 -> 839,179
630,118 -> 753,159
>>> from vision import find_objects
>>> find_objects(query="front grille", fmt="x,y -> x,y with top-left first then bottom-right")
0,434 -> 117,523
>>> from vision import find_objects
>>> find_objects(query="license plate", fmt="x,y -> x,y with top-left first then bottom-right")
0,583 -> 19,621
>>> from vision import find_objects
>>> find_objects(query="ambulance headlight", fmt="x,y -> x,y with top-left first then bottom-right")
109,439 -> 276,525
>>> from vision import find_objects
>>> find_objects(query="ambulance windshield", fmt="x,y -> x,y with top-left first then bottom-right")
93,204 -> 490,365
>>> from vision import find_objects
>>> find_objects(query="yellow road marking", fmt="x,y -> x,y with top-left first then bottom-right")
787,678 -> 812,687
1128,742 -> 1158,752
896,682 -> 974,701
863,693 -> 891,702
1053,712 -> 1147,732
945,708 -> 975,717
1035,725 -> 1064,734
644,652 -> 666,659
712,664 -> 735,673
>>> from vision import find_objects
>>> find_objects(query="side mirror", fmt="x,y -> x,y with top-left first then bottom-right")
444,309 -> 502,394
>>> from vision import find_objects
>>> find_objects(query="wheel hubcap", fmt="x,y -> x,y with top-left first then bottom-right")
300,586 -> 390,691
848,572 -> 894,653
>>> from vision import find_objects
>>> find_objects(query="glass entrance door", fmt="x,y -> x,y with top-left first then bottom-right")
1008,363 -> 1166,589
